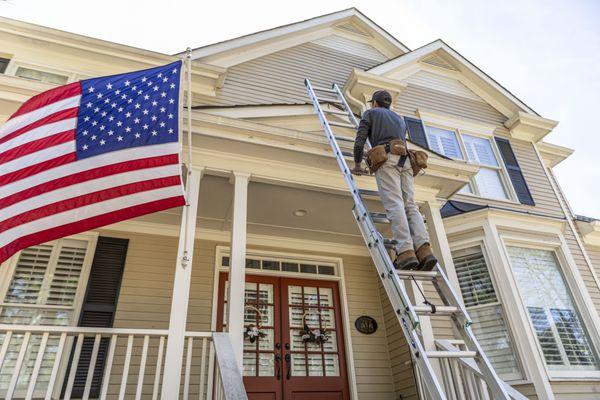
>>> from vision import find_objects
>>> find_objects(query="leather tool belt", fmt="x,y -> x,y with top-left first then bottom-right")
366,139 -> 407,173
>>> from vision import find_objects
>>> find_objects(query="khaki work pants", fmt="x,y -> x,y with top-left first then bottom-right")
374,154 -> 429,254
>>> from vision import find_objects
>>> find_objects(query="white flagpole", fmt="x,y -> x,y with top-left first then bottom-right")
181,47 -> 194,267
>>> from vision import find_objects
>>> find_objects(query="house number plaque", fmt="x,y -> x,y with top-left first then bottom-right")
355,316 -> 378,335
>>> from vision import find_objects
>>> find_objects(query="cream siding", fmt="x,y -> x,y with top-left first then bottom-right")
551,381 -> 600,399
102,230 -> 401,399
197,39 -> 386,106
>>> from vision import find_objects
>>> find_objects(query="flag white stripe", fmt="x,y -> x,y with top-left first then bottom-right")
1,141 -> 75,175
0,118 -> 77,154
0,142 -> 179,198
1,164 -> 181,220
0,185 -> 182,247
0,95 -> 81,139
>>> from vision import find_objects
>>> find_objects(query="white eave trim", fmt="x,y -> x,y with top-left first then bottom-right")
536,141 -> 574,168
188,8 -> 409,61
576,219 -> 600,247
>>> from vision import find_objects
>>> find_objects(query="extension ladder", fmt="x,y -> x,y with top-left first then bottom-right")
304,79 -> 522,400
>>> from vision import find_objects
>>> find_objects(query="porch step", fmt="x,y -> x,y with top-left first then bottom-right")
369,212 -> 390,224
425,350 -> 477,359
414,305 -> 459,316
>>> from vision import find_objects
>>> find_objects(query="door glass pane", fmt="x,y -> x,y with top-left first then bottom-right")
258,353 -> 275,377
303,287 -> 318,306
289,307 -> 303,328
258,329 -> 274,351
258,283 -> 273,304
319,288 -> 334,307
303,309 -> 320,329
291,353 -> 306,376
243,353 -> 257,377
508,246 -> 599,370
324,354 -> 340,376
290,329 -> 305,351
323,331 -> 338,353
244,282 -> 258,303
307,354 -> 324,376
320,308 -> 336,329
289,286 -> 303,305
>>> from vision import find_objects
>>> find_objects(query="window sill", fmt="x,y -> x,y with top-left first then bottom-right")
548,371 -> 600,381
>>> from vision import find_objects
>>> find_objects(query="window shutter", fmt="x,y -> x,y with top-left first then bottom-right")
405,117 -> 429,149
494,138 -> 535,205
64,237 -> 128,398
453,248 -> 497,307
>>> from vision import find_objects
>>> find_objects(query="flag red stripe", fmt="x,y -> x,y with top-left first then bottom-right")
0,107 -> 79,145
0,154 -> 180,209
0,153 -> 76,186
0,196 -> 185,263
0,130 -> 75,165
9,82 -> 81,120
1,176 -> 181,231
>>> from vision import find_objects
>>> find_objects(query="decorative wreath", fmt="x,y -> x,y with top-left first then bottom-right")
299,310 -> 330,344
243,305 -> 267,343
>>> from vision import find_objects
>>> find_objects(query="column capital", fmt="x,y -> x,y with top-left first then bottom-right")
229,170 -> 251,184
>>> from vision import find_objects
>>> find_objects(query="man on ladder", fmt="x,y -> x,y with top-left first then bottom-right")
351,90 -> 437,271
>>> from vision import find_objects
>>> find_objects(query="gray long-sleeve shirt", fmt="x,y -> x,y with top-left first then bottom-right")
354,107 -> 407,163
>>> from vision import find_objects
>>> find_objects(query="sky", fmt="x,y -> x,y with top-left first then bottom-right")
1,0 -> 599,217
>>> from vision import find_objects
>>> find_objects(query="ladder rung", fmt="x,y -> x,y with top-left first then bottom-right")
425,350 -> 477,359
383,238 -> 397,250
370,212 -> 390,223
395,270 -> 439,280
414,305 -> 459,316
329,121 -> 356,129
334,135 -> 354,143
358,189 -> 379,197
317,97 -> 343,104
312,86 -> 336,93
341,151 -> 353,158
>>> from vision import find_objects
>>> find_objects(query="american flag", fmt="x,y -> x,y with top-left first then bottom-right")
0,61 -> 186,263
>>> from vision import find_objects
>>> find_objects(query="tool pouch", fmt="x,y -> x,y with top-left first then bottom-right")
408,150 -> 428,177
389,139 -> 407,156
366,145 -> 388,173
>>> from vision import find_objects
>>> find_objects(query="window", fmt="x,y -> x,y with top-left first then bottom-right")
15,66 -> 69,85
0,238 -> 93,395
507,246 -> 599,371
452,246 -> 522,380
424,125 -> 510,200
0,58 -> 10,74
221,255 -> 336,277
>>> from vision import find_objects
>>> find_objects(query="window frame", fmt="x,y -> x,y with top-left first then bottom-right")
423,121 -> 516,201
500,235 -> 600,380
450,240 -> 526,382
0,233 -> 98,327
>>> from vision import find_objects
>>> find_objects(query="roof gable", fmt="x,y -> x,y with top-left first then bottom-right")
188,8 -> 408,68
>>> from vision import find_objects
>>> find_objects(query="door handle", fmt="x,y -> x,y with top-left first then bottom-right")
275,353 -> 282,380
284,353 -> 291,380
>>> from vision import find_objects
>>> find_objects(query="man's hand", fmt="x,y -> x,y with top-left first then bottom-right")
351,162 -> 367,176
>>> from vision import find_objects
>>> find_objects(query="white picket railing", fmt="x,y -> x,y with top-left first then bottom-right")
0,325 -> 245,400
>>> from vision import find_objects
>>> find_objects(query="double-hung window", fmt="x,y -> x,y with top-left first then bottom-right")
424,125 -> 510,200
507,246 -> 599,371
452,245 -> 523,380
0,238 -> 95,394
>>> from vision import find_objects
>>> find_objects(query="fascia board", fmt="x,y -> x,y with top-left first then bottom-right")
537,142 -> 574,168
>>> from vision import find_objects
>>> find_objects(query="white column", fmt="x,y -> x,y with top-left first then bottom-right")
227,171 -> 250,369
161,168 -> 203,399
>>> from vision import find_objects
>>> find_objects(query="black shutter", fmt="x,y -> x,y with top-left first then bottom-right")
495,137 -> 535,206
63,237 -> 128,398
405,117 -> 429,149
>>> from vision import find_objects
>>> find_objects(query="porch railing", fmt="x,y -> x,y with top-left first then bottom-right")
0,324 -> 246,400
434,340 -> 527,400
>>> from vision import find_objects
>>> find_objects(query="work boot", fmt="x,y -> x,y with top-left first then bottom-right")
416,243 -> 437,271
394,250 -> 419,270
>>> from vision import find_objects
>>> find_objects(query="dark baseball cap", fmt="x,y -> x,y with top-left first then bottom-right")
368,90 -> 392,107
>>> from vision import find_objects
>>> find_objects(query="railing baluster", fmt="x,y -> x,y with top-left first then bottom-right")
119,334 -> 135,400
206,342 -> 215,400
152,336 -> 165,400
183,337 -> 194,400
135,335 -> 150,400
82,333 -> 102,400
26,332 -> 49,400
64,333 -> 85,400
45,332 -> 67,400
6,331 -> 31,399
0,330 -> 13,368
100,334 -> 118,400
198,337 -> 208,400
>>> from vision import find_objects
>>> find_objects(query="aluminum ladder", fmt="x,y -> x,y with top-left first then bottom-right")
304,78 -> 517,400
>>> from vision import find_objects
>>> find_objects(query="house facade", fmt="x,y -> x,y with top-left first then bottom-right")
0,7 -> 600,399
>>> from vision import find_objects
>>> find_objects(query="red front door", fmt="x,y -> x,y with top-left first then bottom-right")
216,274 -> 350,400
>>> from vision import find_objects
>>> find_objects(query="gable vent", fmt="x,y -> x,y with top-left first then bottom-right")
421,54 -> 458,71
335,22 -> 371,37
